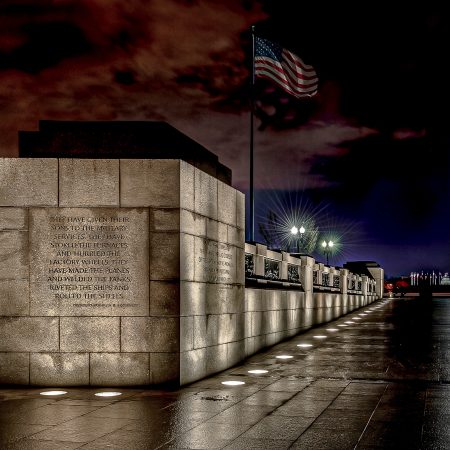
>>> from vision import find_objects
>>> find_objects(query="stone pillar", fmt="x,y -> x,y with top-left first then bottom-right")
317,263 -> 324,286
254,243 -> 267,278
340,268 -> 349,294
280,251 -> 289,281
300,255 -> 315,307
361,275 -> 368,296
330,267 -> 338,289
367,267 -> 384,298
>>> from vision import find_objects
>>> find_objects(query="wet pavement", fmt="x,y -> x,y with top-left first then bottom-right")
1,296 -> 450,449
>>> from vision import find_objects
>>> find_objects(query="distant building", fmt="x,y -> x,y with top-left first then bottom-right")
410,271 -> 448,286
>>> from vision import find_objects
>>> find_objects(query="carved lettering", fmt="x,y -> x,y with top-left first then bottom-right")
30,208 -> 148,315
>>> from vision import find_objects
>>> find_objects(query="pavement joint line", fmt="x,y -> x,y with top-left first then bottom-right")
419,387 -> 429,445
283,382 -> 349,447
352,383 -> 389,449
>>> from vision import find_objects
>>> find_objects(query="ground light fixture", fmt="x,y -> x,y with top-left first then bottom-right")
221,381 -> 245,386
297,343 -> 313,348
313,335 -> 327,339
345,321 -> 355,324
326,328 -> 338,332
275,355 -> 293,359
248,369 -> 269,374
94,392 -> 122,397
338,324 -> 348,327
39,390 -> 67,396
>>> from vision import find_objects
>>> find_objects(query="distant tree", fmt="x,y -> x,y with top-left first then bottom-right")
259,210 -> 281,249
258,209 -> 319,254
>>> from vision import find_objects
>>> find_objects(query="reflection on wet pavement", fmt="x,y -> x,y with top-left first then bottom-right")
1,296 -> 450,449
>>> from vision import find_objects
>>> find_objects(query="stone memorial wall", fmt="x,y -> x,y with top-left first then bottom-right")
0,155 -> 381,387
178,170 -> 245,385
0,158 -> 245,386
30,208 -> 149,316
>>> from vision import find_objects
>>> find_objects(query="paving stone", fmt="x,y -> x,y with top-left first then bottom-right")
1,297 -> 450,449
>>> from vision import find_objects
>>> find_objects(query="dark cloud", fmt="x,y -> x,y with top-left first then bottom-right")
114,70 -> 136,85
0,1 -> 449,275
1,22 -> 91,73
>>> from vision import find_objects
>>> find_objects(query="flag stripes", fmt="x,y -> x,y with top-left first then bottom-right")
254,36 -> 318,98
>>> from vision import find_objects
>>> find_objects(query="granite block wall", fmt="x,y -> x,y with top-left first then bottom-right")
243,289 -> 373,357
0,158 -> 246,387
179,168 -> 245,385
0,157 -> 378,387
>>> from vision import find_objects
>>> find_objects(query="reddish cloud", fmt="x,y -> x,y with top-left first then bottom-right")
0,1 -> 390,192
0,0 -> 266,158
392,128 -> 427,140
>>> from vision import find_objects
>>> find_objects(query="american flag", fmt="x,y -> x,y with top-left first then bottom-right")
254,36 -> 318,98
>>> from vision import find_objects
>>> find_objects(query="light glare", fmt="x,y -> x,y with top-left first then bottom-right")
40,390 -> 67,396
95,392 -> 122,397
297,343 -> 313,348
275,355 -> 293,359
248,369 -> 269,374
221,380 -> 245,386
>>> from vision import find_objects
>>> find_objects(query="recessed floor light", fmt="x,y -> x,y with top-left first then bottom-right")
326,328 -> 338,332
275,355 -> 293,359
345,321 -> 355,324
94,392 -> 122,397
313,335 -> 327,339
353,317 -> 362,320
248,369 -> 269,374
221,380 -> 245,386
359,314 -> 368,316
297,343 -> 313,347
40,391 -> 67,396
338,324 -> 348,327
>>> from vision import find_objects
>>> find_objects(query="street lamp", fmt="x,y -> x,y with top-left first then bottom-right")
291,225 -> 305,253
321,240 -> 333,265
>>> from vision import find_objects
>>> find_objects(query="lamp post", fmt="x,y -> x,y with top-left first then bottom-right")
321,240 -> 333,265
291,225 -> 305,253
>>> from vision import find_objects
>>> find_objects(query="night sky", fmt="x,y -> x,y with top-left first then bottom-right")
1,1 -> 449,277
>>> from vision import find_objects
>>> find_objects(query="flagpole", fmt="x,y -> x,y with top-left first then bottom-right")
249,25 -> 255,242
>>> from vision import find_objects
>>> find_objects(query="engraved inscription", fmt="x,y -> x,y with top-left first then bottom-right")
30,208 -> 149,316
217,243 -> 234,284
196,240 -> 235,284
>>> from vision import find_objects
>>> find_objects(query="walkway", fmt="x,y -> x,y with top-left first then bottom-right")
1,296 -> 449,449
